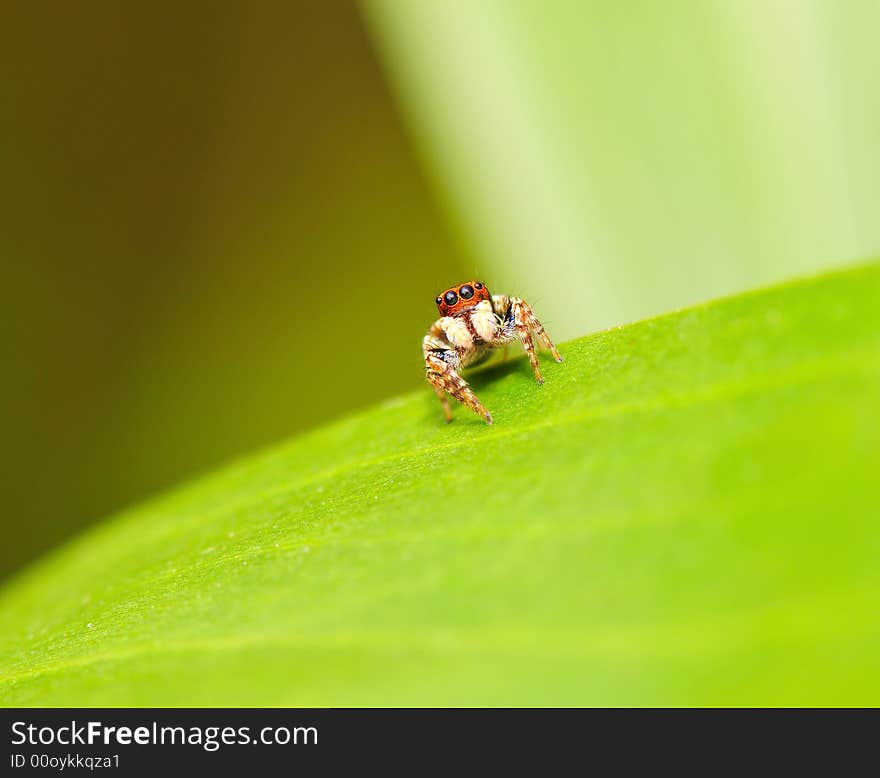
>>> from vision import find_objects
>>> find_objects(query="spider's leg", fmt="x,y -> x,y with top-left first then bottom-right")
432,382 -> 453,422
425,352 -> 493,424
507,298 -> 544,383
423,327 -> 457,421
519,298 -> 563,363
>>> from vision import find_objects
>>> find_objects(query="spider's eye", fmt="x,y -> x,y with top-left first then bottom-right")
443,290 -> 458,306
459,284 -> 474,300
436,296 -> 443,305
474,282 -> 483,290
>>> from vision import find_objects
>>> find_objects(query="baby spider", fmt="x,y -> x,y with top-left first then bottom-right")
423,280 -> 562,424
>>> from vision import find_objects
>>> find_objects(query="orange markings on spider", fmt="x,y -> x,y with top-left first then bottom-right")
434,281 -> 492,317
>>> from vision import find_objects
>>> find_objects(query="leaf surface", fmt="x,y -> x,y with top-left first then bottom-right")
1,264 -> 878,705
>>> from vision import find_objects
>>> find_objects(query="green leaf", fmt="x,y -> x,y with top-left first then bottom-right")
1,264 -> 878,706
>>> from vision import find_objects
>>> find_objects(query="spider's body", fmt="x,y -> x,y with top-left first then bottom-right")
423,281 -> 562,424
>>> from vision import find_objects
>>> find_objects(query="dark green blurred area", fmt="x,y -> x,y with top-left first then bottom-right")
0,3 -> 464,580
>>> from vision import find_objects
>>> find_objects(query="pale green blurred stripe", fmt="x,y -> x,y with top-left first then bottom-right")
365,0 -> 880,337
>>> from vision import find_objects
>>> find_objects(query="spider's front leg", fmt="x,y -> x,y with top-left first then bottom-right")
424,351 -> 493,425
505,296 -> 563,383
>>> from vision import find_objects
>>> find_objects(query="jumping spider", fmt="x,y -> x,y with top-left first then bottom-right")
423,281 -> 562,424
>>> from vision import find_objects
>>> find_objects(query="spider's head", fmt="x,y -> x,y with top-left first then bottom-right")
435,281 -> 491,317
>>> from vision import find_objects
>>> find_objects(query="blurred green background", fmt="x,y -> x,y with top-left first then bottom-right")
3,0 -> 879,582
0,2 -> 466,580
368,0 -> 880,337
